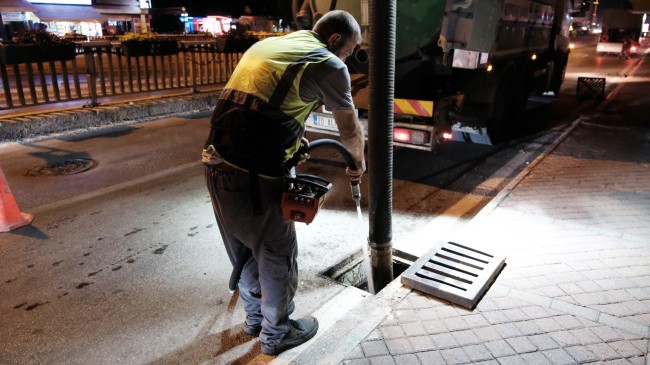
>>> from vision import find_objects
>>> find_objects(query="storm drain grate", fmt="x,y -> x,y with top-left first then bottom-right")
401,241 -> 505,309
576,77 -> 605,100
27,159 -> 96,176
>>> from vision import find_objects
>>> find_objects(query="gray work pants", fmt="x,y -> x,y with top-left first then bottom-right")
204,163 -> 298,345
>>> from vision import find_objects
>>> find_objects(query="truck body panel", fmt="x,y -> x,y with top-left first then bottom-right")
596,9 -> 643,56
294,0 -> 575,148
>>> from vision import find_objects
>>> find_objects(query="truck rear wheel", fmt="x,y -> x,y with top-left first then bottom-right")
549,52 -> 568,95
487,66 -> 524,144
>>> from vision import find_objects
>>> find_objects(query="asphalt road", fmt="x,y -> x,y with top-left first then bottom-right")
0,40 -> 640,364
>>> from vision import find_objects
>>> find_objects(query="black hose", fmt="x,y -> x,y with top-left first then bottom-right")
230,139 -> 356,292
367,0 -> 396,293
307,138 -> 357,170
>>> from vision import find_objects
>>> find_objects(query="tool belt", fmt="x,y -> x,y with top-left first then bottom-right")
210,107 -> 291,176
205,104 -> 305,215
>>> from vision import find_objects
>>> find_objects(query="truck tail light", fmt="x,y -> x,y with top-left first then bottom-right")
393,128 -> 430,146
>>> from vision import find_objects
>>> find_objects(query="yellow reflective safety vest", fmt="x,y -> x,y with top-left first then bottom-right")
209,30 -> 335,174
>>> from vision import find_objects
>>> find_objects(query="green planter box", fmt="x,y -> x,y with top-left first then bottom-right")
64,34 -> 87,42
0,43 -> 76,64
217,37 -> 258,53
42,43 -> 77,62
121,41 -> 152,57
0,43 -> 44,65
153,39 -> 179,56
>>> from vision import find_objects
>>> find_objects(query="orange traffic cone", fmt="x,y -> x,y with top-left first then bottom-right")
0,166 -> 33,232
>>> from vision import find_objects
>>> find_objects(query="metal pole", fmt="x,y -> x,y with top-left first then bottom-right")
0,16 -> 7,42
83,46 -> 100,107
367,0 -> 396,292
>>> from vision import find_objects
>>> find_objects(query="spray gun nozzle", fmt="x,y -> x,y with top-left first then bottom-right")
351,180 -> 361,207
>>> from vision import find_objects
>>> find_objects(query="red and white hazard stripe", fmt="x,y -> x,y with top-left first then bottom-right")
393,99 -> 433,117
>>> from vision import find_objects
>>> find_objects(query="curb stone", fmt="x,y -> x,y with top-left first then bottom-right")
0,92 -> 220,141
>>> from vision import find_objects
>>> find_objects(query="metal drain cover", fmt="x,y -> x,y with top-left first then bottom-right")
28,159 -> 96,176
401,241 -> 506,309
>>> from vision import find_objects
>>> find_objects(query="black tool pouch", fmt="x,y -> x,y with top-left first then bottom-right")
211,106 -> 299,215
212,107 -> 297,174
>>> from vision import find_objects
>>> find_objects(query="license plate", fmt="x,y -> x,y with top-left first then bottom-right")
307,114 -> 338,131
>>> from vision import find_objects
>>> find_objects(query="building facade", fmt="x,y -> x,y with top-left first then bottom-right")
0,0 -> 149,40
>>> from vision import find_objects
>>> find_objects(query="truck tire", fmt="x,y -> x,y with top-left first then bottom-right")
487,65 -> 524,144
549,52 -> 568,95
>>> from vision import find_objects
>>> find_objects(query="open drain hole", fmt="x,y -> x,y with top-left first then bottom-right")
27,158 -> 97,176
319,249 -> 412,293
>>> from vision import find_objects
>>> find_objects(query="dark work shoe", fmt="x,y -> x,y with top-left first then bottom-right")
244,322 -> 262,337
243,301 -> 296,338
260,316 -> 319,356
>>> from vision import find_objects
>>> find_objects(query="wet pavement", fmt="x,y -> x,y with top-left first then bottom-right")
308,58 -> 650,365
1,54 -> 649,365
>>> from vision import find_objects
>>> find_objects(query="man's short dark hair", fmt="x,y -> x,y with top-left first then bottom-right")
313,10 -> 362,44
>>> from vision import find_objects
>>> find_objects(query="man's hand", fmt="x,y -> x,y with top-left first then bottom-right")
296,137 -> 311,166
346,163 -> 365,181
285,137 -> 311,169
332,109 -> 366,182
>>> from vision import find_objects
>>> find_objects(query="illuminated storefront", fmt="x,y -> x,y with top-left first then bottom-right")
199,16 -> 232,35
2,0 -> 149,40
93,0 -> 143,34
28,1 -> 105,36
0,0 -> 37,40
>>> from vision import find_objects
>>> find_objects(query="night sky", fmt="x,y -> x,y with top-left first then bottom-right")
150,0 -> 292,18
150,0 -> 635,18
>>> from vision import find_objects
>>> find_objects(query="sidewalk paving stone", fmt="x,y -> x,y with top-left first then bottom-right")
5,50 -> 650,365
462,344 -> 494,362
335,113 -> 650,364
440,347 -> 471,363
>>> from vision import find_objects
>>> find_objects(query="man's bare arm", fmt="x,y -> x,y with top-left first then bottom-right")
332,109 -> 366,179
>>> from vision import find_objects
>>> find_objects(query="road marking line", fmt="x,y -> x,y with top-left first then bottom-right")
30,161 -> 202,214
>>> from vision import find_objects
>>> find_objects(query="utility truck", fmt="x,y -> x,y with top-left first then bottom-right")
294,0 -> 580,148
596,9 -> 643,56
